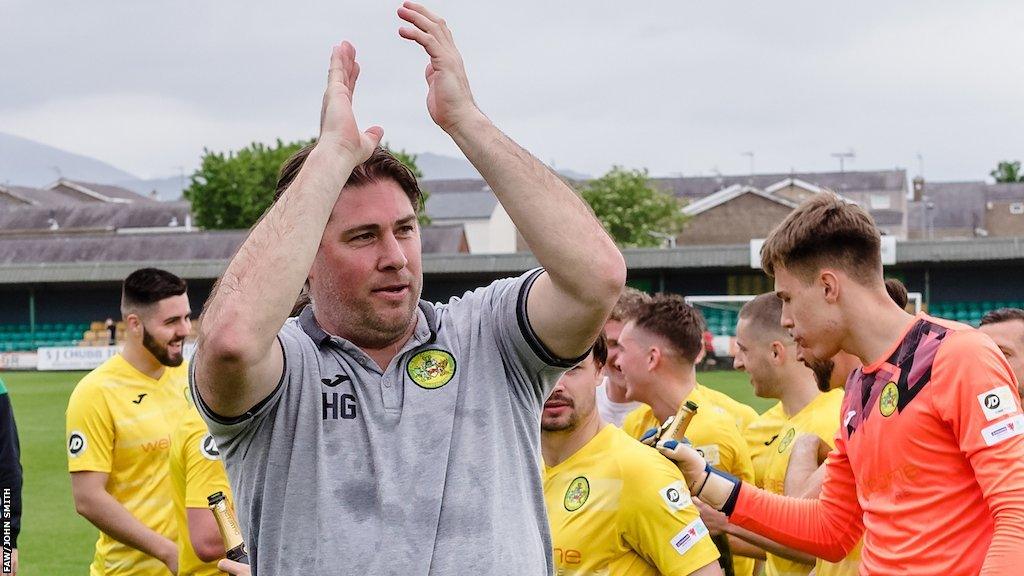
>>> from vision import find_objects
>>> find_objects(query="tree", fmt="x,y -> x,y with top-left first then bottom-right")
384,143 -> 431,225
185,139 -> 313,229
577,167 -> 687,248
991,160 -> 1023,183
185,139 -> 431,230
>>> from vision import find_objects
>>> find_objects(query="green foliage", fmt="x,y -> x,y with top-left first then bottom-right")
184,139 -> 313,230
578,166 -> 687,248
991,160 -> 1023,183
384,143 -> 431,225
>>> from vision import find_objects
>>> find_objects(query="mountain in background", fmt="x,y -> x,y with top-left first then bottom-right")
0,132 -> 137,187
0,133 -> 589,201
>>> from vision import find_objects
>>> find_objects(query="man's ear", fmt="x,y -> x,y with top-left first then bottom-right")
820,270 -> 840,304
647,346 -> 661,372
770,340 -> 787,366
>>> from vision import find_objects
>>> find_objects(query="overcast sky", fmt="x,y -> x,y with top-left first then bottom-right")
2,0 -> 1022,181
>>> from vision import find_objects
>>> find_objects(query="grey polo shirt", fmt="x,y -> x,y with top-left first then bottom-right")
191,269 -> 579,575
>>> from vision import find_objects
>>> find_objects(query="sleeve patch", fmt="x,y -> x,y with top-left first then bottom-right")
199,433 -> 221,460
659,480 -> 692,511
68,431 -> 87,457
977,385 -> 1020,421
669,519 -> 710,556
694,444 -> 720,466
981,414 -> 1024,446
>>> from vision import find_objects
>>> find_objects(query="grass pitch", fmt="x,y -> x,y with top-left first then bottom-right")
4,368 -> 764,575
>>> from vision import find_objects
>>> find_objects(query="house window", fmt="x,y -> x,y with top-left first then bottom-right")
1010,202 -> 1024,215
870,194 -> 891,209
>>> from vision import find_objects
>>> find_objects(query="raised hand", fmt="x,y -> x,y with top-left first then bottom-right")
318,41 -> 383,164
397,2 -> 482,133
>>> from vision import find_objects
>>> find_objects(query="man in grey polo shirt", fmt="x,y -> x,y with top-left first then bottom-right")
190,4 -> 626,575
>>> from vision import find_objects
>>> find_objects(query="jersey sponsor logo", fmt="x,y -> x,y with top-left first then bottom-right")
407,349 -> 456,389
670,519 -> 709,556
142,437 -> 171,452
132,393 -> 147,404
68,431 -> 87,457
200,433 -> 220,460
563,476 -> 590,511
659,480 -> 692,511
977,385 -> 1018,421
879,381 -> 899,417
763,434 -> 779,447
777,428 -> 797,453
694,444 -> 720,466
981,414 -> 1024,446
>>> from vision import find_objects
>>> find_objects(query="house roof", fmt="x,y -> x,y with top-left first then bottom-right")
0,202 -> 192,232
651,169 -> 907,200
47,179 -> 155,203
425,190 -> 498,220
682,184 -> 798,216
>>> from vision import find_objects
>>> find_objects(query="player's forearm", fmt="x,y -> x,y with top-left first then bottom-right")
446,114 -> 625,304
76,491 -> 175,564
200,147 -> 355,365
783,452 -> 822,498
726,524 -> 815,564
730,485 -> 858,563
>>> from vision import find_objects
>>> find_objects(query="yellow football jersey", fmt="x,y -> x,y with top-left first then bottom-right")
544,424 -> 720,575
743,402 -> 787,488
815,541 -> 862,576
170,393 -> 234,576
66,354 -> 190,576
621,386 -> 756,576
761,389 -> 844,576
698,384 -> 759,431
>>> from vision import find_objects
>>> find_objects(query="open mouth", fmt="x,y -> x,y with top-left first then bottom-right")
372,284 -> 410,299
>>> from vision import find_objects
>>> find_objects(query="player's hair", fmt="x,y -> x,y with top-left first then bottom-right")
980,307 -> 1024,328
274,143 -> 422,211
609,287 -> 653,323
884,278 -> 909,309
632,294 -> 705,364
591,332 -> 608,368
121,268 -> 187,316
738,292 -> 789,341
760,192 -> 882,285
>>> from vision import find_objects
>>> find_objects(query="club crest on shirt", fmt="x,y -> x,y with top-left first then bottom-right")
879,381 -> 899,417
777,428 -> 797,453
564,476 -> 590,511
407,349 -> 456,390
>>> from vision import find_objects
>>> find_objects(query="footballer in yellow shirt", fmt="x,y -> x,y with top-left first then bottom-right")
542,334 -> 721,575
170,391 -> 235,576
66,268 -> 193,576
760,388 -> 844,576
742,402 -> 786,488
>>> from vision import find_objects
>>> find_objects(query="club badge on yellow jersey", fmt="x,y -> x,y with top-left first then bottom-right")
564,476 -> 590,511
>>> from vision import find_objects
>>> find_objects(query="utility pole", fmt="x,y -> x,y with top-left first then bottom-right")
830,150 -> 855,173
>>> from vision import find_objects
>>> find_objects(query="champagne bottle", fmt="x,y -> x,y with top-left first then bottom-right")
208,491 -> 249,564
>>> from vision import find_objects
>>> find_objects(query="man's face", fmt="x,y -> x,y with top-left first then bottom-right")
309,179 -> 423,348
775,266 -> 843,362
137,294 -> 191,367
979,320 -> 1024,397
613,321 -> 654,402
798,346 -> 862,392
603,319 -> 626,388
542,353 -> 602,432
733,318 -> 781,399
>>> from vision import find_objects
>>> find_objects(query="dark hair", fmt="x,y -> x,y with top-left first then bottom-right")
274,144 -> 422,211
760,192 -> 882,285
884,278 -> 909,309
632,294 -> 705,363
609,287 -> 652,323
122,268 -> 187,312
738,292 -> 787,340
591,332 -> 608,367
981,307 -> 1024,328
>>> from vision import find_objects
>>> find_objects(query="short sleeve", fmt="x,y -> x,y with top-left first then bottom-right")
182,419 -> 232,509
620,452 -> 720,575
66,381 -> 115,473
442,268 -> 589,405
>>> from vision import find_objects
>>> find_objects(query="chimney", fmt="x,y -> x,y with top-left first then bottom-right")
912,176 -> 925,202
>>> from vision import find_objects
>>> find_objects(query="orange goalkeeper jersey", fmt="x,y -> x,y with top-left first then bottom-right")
730,314 -> 1024,575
